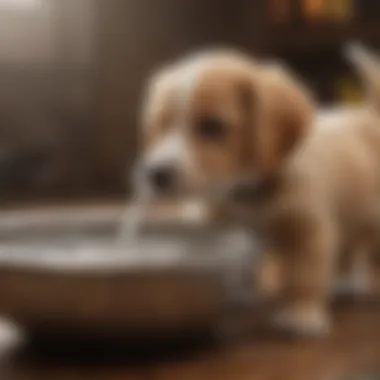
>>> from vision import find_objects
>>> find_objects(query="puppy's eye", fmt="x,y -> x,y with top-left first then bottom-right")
195,117 -> 226,140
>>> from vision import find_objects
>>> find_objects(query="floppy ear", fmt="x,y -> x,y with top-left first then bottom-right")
250,64 -> 315,172
345,42 -> 380,112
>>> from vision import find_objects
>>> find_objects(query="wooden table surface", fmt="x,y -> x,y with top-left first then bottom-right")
0,302 -> 379,380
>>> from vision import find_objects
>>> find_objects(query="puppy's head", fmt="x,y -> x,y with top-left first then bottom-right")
136,50 -> 314,199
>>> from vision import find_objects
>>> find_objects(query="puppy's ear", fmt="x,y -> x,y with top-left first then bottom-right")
254,63 -> 315,171
345,42 -> 380,112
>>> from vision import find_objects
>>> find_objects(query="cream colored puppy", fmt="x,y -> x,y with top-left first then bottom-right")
136,48 -> 380,337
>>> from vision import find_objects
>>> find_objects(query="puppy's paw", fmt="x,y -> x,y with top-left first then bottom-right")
273,303 -> 330,338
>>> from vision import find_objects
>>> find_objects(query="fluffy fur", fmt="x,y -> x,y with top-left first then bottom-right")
137,47 -> 380,337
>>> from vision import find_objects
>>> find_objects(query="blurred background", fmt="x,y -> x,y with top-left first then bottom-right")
0,0 -> 375,205
1,2 -> 380,379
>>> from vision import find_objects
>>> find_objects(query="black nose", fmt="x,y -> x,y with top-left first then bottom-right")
148,165 -> 176,192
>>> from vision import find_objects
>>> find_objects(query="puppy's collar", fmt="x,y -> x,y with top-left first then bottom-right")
223,174 -> 280,203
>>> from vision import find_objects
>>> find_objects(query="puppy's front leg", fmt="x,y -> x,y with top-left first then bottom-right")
335,242 -> 373,298
272,214 -> 337,338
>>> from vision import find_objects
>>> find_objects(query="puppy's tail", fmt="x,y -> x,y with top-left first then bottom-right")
344,42 -> 380,112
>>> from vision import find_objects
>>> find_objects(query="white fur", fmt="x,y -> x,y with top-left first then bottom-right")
176,55 -> 210,110
145,130 -> 187,168
180,199 -> 209,222
315,107 -> 364,131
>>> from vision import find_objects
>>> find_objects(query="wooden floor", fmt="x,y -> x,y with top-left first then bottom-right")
2,302 -> 380,380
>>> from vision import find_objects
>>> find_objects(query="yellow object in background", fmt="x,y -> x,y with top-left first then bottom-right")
326,0 -> 354,22
336,77 -> 364,105
302,0 -> 355,23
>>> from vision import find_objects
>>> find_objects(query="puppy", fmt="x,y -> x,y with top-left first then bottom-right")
136,48 -> 380,337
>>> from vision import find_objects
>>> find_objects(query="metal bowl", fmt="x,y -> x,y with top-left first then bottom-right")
0,204 -> 255,335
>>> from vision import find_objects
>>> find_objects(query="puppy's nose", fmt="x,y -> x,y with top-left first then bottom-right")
148,165 -> 176,192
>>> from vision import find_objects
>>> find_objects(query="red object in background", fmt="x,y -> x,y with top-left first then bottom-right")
302,0 -> 325,21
